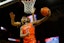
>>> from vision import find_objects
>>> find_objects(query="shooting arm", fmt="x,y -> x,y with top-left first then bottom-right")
33,16 -> 49,26
33,9 -> 51,26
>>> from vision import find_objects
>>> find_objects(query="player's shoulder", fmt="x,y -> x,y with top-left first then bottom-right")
20,24 -> 25,29
20,26 -> 23,30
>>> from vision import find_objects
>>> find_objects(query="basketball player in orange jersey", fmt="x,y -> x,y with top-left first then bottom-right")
9,7 -> 51,43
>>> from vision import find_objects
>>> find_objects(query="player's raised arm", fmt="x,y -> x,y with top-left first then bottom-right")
32,7 -> 51,26
9,12 -> 21,26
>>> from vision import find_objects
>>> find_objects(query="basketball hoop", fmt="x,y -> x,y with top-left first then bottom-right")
21,0 -> 36,14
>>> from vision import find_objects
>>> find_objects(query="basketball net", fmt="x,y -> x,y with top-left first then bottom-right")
21,0 -> 36,14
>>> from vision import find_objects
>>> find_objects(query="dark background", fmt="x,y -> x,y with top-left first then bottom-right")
0,0 -> 6,2
0,0 -> 64,43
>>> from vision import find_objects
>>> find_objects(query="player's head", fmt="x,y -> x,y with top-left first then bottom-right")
21,16 -> 30,25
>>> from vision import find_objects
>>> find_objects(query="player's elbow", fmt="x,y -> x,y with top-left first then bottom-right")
11,23 -> 17,26
11,22 -> 21,26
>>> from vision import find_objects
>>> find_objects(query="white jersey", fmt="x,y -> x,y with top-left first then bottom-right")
27,14 -> 37,22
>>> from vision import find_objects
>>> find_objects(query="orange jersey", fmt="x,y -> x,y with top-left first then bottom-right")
20,23 -> 36,43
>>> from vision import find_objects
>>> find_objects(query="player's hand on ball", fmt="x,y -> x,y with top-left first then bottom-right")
47,9 -> 51,17
9,12 -> 15,19
41,7 -> 51,17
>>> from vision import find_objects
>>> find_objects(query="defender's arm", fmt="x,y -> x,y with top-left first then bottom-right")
9,12 -> 21,26
11,19 -> 21,26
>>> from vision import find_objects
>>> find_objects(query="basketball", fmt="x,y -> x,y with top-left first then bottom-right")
41,7 -> 50,16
